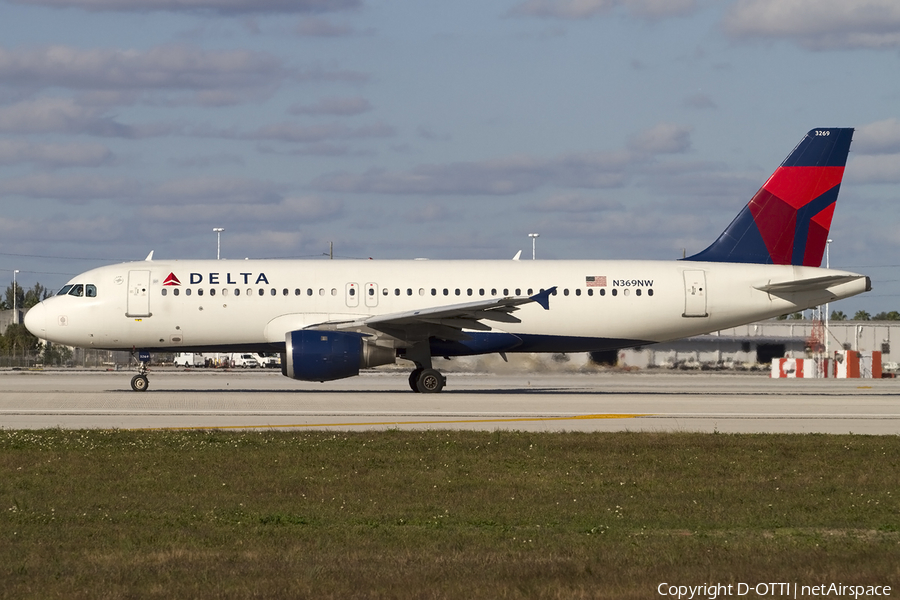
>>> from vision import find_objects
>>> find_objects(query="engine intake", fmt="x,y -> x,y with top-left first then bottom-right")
283,330 -> 395,382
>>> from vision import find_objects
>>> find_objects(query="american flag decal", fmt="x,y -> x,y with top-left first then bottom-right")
586,276 -> 606,287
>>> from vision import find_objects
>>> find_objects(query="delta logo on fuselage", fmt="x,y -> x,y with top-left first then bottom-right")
162,272 -> 270,286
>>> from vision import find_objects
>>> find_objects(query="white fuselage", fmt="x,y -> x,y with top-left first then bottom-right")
25,258 -> 869,355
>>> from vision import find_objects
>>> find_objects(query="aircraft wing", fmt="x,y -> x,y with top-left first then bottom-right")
755,274 -> 864,294
309,287 -> 556,343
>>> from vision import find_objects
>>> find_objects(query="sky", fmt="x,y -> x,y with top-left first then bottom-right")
1,0 -> 899,315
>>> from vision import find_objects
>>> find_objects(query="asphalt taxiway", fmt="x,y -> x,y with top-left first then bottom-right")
2,368 -> 898,434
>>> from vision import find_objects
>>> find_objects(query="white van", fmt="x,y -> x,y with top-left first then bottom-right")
254,353 -> 280,369
232,353 -> 259,368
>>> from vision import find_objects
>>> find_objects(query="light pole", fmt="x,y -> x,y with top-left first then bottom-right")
12,269 -> 19,325
213,228 -> 225,260
528,233 -> 539,260
824,239 -> 832,354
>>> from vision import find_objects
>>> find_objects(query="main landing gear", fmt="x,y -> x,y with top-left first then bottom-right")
408,368 -> 446,393
404,343 -> 447,393
130,350 -> 151,392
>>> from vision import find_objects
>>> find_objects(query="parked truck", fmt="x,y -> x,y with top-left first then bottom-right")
174,352 -> 204,367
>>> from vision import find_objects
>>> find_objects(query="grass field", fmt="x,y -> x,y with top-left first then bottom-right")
1,429 -> 898,599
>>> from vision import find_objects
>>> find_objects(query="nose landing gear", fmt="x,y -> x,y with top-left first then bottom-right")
130,349 -> 151,392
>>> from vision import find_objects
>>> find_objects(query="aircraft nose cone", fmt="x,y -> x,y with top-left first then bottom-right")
24,302 -> 46,337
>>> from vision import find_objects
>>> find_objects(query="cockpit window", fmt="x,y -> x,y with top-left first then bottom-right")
68,284 -> 84,297
57,285 -> 74,296
86,284 -> 97,297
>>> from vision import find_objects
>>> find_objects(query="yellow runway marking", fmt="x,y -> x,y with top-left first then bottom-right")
136,413 -> 650,431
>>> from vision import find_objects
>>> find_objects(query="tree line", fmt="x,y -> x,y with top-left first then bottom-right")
1,281 -> 72,364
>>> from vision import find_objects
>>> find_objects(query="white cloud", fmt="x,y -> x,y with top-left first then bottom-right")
0,45 -> 292,105
310,125 -> 692,196
137,195 -> 343,227
0,139 -> 113,167
151,177 -> 286,205
295,17 -> 358,37
530,193 -> 622,212
847,153 -> 900,183
0,215 -> 124,244
0,97 -> 178,137
288,96 -> 372,116
683,93 -> 717,110
627,123 -> 693,155
723,0 -> 900,50
853,118 -> 900,154
220,121 -> 393,143
508,0 -> 698,20
311,151 -> 634,196
8,0 -> 362,15
0,173 -> 136,202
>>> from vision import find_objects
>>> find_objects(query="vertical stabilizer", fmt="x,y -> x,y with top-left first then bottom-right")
686,128 -> 853,266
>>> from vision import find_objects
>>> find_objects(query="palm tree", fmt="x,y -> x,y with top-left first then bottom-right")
853,310 -> 871,321
830,310 -> 847,321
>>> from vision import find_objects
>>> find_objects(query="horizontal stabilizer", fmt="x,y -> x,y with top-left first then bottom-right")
755,274 -> 864,294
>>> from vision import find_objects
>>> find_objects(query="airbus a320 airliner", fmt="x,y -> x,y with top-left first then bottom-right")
25,128 -> 870,393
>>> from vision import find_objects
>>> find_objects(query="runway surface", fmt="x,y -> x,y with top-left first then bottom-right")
1,368 -> 899,434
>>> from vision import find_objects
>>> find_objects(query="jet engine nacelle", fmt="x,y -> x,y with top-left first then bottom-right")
282,330 -> 396,382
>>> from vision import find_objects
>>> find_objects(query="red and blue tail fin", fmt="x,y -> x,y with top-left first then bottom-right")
685,128 -> 853,266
